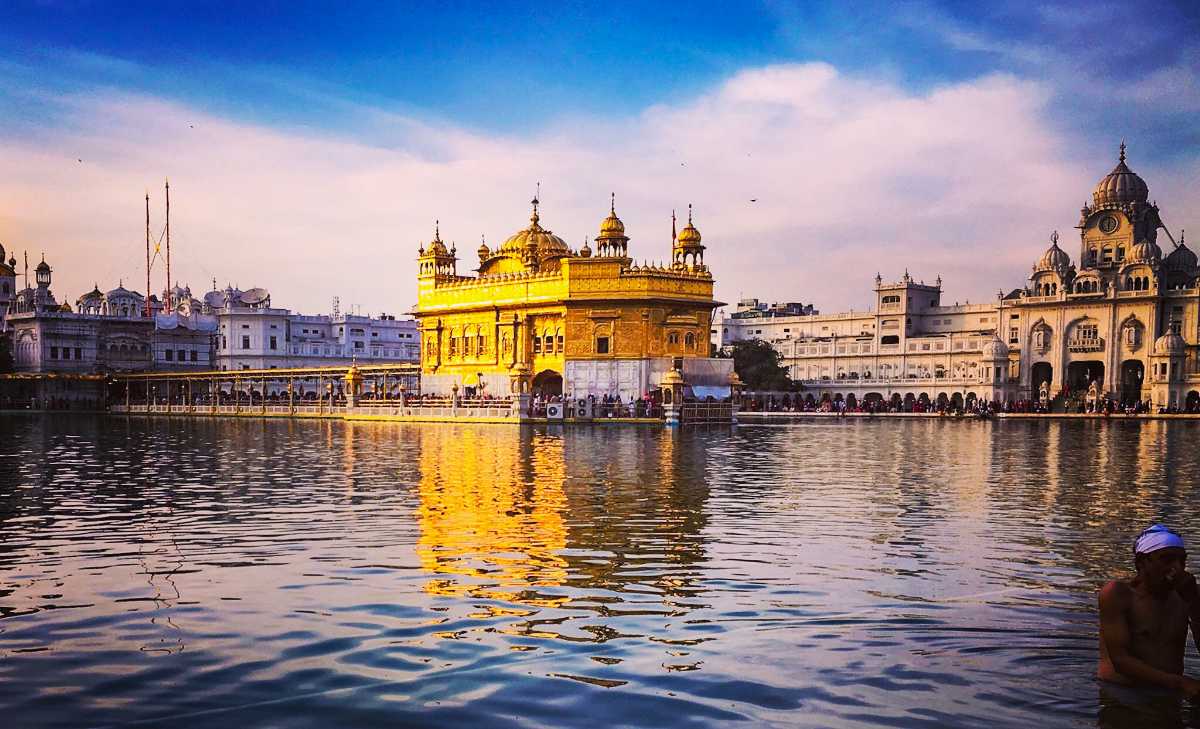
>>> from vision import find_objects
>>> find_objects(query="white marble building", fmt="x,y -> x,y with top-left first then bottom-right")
207,285 -> 419,371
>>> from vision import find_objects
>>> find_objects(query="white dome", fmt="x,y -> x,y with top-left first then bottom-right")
1154,332 -> 1186,355
982,336 -> 1009,359
1129,238 -> 1162,263
1035,233 -> 1072,272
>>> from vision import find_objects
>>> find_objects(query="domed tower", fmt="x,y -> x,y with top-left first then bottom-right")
35,256 -> 51,289
1078,142 -> 1163,277
595,193 -> 629,258
1162,232 -> 1197,289
417,221 -> 458,279
1029,231 -> 1074,296
672,204 -> 706,271
476,235 -> 491,271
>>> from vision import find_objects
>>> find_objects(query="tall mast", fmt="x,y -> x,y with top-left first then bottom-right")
165,178 -> 171,312
145,192 -> 152,317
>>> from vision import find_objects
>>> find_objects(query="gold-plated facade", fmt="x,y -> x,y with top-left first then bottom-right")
413,198 -> 722,397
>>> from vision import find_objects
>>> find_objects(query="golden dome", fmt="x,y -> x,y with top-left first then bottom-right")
1093,142 -> 1149,207
597,193 -> 626,239
424,221 -> 450,256
677,205 -> 702,246
496,201 -> 570,259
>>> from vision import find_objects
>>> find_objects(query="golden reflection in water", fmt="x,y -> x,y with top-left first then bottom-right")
414,426 -> 569,606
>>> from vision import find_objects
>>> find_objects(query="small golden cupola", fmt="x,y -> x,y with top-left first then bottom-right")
673,204 -> 705,271
417,221 -> 458,278
595,193 -> 630,257
476,235 -> 491,269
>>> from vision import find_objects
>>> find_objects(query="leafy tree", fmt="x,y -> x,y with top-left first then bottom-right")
721,339 -> 792,391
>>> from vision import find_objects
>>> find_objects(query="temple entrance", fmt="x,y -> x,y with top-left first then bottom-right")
1119,360 -> 1144,405
1067,361 -> 1104,393
531,369 -> 563,397
1031,362 -> 1053,395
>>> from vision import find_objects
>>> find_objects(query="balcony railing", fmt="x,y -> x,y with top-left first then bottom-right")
1066,337 -> 1104,353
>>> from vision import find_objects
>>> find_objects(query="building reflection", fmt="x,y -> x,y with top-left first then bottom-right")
412,425 -> 712,618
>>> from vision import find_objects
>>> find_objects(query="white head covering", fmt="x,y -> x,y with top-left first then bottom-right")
1135,524 -> 1185,555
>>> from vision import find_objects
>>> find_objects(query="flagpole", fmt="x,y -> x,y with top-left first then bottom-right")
145,192 -> 151,317
165,179 -> 171,313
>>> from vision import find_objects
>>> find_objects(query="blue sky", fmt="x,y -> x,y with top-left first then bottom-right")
1,1 -> 1198,313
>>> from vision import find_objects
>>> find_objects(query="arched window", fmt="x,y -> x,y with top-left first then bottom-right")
532,332 -> 541,354
1125,276 -> 1134,291
556,332 -> 563,352
543,334 -> 554,353
668,331 -> 680,346
685,332 -> 696,350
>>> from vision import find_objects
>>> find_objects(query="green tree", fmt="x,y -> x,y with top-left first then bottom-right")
721,339 -> 792,391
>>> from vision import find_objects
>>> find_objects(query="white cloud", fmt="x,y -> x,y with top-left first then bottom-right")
0,62 -> 1195,317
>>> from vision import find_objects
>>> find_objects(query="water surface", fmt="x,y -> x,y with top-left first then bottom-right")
2,415 -> 1199,728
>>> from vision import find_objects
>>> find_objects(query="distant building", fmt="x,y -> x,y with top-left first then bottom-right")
717,144 -> 1200,411
6,259 -> 216,374
205,285 -> 419,371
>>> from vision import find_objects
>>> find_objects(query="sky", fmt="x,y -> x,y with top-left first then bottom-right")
0,0 -> 1198,316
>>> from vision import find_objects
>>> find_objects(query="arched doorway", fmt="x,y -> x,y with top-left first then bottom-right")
845,393 -> 858,410
531,369 -> 563,396
1188,391 -> 1200,413
950,392 -> 964,410
1031,362 -> 1053,393
903,393 -> 916,412
936,393 -> 949,411
1120,360 -> 1144,405
1067,361 -> 1104,393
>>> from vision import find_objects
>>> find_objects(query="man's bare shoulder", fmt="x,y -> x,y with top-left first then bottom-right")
1100,578 -> 1135,607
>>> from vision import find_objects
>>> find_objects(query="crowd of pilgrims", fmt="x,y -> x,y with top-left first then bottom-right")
743,392 -> 1175,416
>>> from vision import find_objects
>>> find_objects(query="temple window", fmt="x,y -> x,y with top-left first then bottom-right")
544,334 -> 554,353
596,336 -> 610,354
556,334 -> 564,352
477,334 -> 486,354
668,331 -> 680,346
532,335 -> 541,354
1117,246 -> 1126,261
685,332 -> 696,350
1102,246 -> 1113,264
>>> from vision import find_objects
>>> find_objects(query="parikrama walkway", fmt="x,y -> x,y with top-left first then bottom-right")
108,365 -> 734,425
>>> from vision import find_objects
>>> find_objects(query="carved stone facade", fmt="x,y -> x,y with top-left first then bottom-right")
413,199 -> 728,398
718,144 -> 1198,410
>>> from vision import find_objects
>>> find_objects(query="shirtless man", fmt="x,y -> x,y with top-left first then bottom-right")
1099,524 -> 1200,696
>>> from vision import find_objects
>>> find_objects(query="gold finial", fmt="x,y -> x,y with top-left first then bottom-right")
434,219 -> 440,241
688,203 -> 693,225
671,209 -> 677,242
1119,140 -> 1126,163
530,183 -> 541,225
610,192 -> 615,214
1051,230 -> 1059,246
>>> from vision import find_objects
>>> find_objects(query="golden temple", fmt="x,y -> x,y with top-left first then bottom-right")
413,195 -> 725,399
